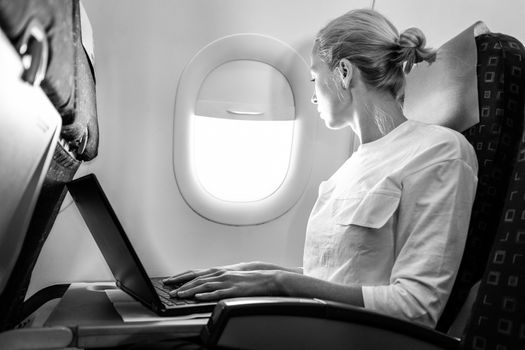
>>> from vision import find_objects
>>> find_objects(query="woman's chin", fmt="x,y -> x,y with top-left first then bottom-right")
322,117 -> 338,130
319,112 -> 342,129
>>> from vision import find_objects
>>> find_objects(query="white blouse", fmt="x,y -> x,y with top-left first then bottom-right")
303,120 -> 478,327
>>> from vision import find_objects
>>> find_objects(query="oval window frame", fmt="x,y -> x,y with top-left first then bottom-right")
173,33 -> 316,226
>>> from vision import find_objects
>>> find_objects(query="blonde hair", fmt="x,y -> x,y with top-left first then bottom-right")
314,8 -> 436,103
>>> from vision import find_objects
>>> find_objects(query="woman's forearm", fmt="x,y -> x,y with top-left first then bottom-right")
243,261 -> 303,274
276,271 -> 364,307
171,267 -> 362,306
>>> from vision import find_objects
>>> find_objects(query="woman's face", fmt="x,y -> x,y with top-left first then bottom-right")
310,52 -> 352,129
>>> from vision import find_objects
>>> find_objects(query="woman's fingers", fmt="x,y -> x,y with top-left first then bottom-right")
162,270 -> 197,285
167,272 -> 226,296
167,270 -> 281,300
162,270 -> 198,286
163,268 -> 222,286
170,281 -> 226,298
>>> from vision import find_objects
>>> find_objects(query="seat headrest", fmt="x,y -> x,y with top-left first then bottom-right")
404,21 -> 490,132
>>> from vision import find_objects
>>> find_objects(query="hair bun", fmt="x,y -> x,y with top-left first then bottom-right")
397,27 -> 436,74
399,27 -> 426,49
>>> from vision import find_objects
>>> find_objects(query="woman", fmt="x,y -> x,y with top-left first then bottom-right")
164,8 -> 478,328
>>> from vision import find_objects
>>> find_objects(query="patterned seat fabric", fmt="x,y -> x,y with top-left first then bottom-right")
462,95 -> 525,347
437,33 -> 525,333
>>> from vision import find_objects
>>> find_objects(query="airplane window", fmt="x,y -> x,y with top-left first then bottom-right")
193,60 -> 294,202
194,117 -> 294,202
173,34 -> 315,225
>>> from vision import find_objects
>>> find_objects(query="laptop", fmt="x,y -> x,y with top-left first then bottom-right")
67,173 -> 216,316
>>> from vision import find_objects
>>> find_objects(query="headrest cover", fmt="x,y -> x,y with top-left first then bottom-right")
404,21 -> 489,132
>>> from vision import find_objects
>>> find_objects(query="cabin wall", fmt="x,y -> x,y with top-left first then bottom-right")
375,0 -> 525,47
28,0 -> 525,296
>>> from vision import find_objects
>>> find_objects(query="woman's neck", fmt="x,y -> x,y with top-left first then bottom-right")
351,89 -> 407,144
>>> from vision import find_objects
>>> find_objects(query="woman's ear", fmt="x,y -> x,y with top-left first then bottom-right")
337,58 -> 353,89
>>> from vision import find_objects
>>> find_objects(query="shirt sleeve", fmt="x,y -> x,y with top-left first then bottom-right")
362,158 -> 478,327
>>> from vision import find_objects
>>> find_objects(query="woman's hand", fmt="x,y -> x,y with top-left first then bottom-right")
162,262 -> 260,287
162,261 -> 301,287
167,270 -> 283,301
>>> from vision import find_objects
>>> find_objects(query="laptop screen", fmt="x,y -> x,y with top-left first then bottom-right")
67,174 -> 160,309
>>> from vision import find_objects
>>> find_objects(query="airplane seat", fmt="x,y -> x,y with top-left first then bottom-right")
461,118 -> 525,347
0,0 -> 99,333
437,32 -> 525,334
457,33 -> 525,350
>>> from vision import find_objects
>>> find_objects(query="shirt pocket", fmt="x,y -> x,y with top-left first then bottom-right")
332,190 -> 401,229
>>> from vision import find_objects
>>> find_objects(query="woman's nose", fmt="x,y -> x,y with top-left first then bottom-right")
311,92 -> 318,104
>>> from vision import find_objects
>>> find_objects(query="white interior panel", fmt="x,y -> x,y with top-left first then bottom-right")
375,0 -> 525,48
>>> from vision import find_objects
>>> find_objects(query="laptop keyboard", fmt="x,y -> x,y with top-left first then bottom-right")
151,278 -> 197,307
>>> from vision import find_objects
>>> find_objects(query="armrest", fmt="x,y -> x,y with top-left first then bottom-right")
201,297 -> 461,350
0,326 -> 73,350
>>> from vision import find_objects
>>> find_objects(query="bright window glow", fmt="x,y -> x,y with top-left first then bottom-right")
193,115 -> 294,202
